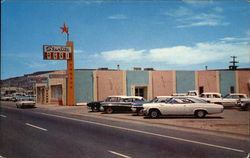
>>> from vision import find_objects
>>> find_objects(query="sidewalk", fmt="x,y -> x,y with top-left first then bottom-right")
36,104 -> 250,139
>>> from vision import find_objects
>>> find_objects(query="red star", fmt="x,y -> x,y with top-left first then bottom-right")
60,23 -> 69,35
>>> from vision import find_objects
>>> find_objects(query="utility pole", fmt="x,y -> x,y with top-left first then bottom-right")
229,56 -> 239,70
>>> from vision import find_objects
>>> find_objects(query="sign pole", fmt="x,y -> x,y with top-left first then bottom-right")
66,41 -> 75,106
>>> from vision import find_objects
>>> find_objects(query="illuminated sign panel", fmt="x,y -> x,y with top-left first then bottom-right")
43,45 -> 72,60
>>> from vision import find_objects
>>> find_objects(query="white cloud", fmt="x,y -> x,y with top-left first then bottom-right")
247,30 -> 250,36
182,0 -> 214,6
95,42 -> 249,67
148,42 -> 249,65
213,7 -> 223,12
164,7 -> 229,28
177,13 -> 229,28
107,14 -> 128,20
98,49 -> 145,62
164,7 -> 192,17
74,49 -> 84,53
220,37 -> 249,41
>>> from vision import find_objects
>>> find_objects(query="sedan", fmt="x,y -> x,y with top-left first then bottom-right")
16,98 -> 36,108
142,97 -> 224,118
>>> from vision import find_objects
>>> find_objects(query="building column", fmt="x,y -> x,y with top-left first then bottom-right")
173,71 -> 176,94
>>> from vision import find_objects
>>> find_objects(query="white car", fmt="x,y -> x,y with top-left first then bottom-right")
142,97 -> 224,118
131,96 -> 172,115
16,98 -> 36,108
222,93 -> 249,107
199,92 -> 224,103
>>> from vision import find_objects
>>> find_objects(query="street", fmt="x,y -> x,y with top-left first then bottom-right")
0,102 -> 249,158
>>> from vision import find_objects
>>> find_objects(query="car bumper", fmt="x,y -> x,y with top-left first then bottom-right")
142,108 -> 149,116
131,108 -> 137,113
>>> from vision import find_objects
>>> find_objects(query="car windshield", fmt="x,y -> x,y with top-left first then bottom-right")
149,97 -> 158,103
19,98 -> 34,101
224,95 -> 239,99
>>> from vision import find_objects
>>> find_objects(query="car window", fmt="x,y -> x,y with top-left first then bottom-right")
169,99 -> 185,104
150,97 -> 158,103
188,92 -> 197,96
230,96 -> 238,99
213,94 -> 220,98
181,98 -> 195,103
189,97 -> 207,103
105,97 -> 119,102
157,98 -> 167,102
200,94 -> 205,98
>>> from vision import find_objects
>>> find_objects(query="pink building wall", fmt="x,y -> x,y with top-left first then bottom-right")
152,71 -> 175,97
238,71 -> 250,96
95,70 -> 125,101
197,71 -> 219,93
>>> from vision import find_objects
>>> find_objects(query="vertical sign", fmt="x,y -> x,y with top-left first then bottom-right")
66,41 -> 75,106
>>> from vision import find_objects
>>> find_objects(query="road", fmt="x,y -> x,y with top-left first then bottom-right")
0,102 -> 249,158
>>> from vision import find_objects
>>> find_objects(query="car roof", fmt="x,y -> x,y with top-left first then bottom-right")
107,95 -> 144,99
201,92 -> 221,95
229,93 -> 246,95
170,96 -> 201,100
171,93 -> 187,96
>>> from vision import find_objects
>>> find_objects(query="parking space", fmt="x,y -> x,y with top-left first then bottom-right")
32,103 -> 250,138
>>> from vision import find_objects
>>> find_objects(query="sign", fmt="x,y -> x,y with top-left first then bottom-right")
43,45 -> 72,60
29,77 -> 48,83
49,74 -> 68,79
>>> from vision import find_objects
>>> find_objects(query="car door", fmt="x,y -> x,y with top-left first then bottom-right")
162,98 -> 186,115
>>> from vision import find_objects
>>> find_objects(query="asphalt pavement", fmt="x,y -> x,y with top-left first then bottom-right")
0,102 -> 249,158
33,102 -> 250,139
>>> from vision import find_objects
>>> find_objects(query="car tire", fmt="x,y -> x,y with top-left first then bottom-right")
106,107 -> 113,114
195,110 -> 206,118
149,109 -> 159,118
137,109 -> 144,116
91,106 -> 98,112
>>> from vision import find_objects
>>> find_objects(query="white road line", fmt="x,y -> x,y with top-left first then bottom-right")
38,112 -> 245,153
0,114 -> 7,118
108,150 -> 131,158
25,123 -> 48,131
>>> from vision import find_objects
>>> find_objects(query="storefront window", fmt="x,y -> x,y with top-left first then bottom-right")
51,85 -> 62,99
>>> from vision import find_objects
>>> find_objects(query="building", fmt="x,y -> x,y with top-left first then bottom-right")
35,68 -> 250,105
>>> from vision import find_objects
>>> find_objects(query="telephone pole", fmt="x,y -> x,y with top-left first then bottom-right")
229,56 -> 239,70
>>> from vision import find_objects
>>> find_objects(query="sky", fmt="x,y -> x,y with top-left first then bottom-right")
1,0 -> 250,80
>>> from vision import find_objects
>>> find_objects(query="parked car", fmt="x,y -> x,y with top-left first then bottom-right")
1,95 -> 13,101
87,101 -> 103,112
142,97 -> 224,118
101,96 -> 145,114
236,97 -> 250,111
131,96 -> 171,115
171,93 -> 187,96
16,98 -> 36,108
187,90 -> 199,97
199,92 -> 223,103
222,93 -> 249,108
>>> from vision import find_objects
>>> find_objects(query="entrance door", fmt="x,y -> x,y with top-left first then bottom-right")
135,87 -> 147,100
